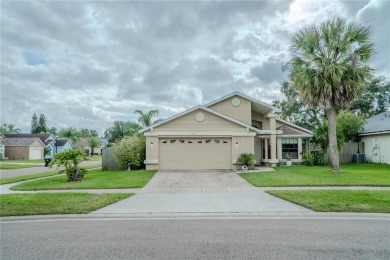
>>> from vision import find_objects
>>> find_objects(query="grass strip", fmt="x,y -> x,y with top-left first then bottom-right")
266,190 -> 390,213
0,193 -> 132,216
0,171 -> 60,185
11,169 -> 157,190
240,164 -> 390,187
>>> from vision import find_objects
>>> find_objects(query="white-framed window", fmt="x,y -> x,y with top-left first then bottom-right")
282,138 -> 298,159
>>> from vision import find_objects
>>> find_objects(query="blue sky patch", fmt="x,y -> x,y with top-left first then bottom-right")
22,52 -> 48,66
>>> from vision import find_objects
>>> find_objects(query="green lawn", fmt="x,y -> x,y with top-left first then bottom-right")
0,164 -> 41,170
240,164 -> 390,187
11,169 -> 157,190
0,193 -> 132,216
266,190 -> 390,213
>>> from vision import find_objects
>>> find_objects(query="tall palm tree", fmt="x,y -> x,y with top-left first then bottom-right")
288,18 -> 373,172
134,109 -> 163,128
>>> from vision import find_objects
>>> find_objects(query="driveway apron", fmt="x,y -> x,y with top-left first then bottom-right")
91,171 -> 310,214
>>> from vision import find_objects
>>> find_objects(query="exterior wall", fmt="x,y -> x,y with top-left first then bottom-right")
251,112 -> 270,129
5,146 -> 29,160
0,144 -> 4,157
145,136 -> 159,170
361,133 -> 390,164
154,109 -> 248,133
208,96 -> 252,125
232,136 -> 254,169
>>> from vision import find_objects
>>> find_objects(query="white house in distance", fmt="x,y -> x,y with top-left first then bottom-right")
359,111 -> 390,164
140,92 -> 312,170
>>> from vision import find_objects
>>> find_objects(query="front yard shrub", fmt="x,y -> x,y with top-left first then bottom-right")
236,153 -> 256,168
49,149 -> 87,182
112,135 -> 146,170
302,151 -> 326,166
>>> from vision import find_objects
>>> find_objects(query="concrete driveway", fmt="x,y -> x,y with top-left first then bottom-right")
139,170 -> 257,194
92,170 -> 310,214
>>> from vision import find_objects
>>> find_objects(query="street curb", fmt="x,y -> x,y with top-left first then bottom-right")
1,212 -> 389,222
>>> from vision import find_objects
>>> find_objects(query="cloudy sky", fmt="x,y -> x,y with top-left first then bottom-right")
1,0 -> 389,136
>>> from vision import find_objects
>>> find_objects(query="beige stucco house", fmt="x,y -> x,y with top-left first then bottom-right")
140,92 -> 312,170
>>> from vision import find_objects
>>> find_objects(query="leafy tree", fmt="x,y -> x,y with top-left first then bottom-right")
90,129 -> 98,137
49,149 -> 87,182
37,114 -> 48,133
104,121 -> 141,143
349,77 -> 390,117
313,120 -> 345,151
31,113 -> 39,133
273,82 -> 323,130
336,111 -> 366,142
88,136 -> 102,156
47,127 -> 57,136
134,109 -> 163,128
0,123 -> 21,134
58,127 -> 79,143
288,18 -> 374,172
112,135 -> 146,170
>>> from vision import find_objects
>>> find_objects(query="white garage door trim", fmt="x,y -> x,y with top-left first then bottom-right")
29,148 -> 43,160
159,138 -> 232,170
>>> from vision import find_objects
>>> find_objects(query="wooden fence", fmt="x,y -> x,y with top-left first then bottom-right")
102,147 -> 119,171
325,142 -> 365,164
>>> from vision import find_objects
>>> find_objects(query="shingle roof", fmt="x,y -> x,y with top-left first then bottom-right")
5,137 -> 41,146
277,125 -> 306,135
56,138 -> 71,146
360,111 -> 390,134
3,133 -> 53,144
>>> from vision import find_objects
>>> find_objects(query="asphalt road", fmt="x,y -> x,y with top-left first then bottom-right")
1,216 -> 389,259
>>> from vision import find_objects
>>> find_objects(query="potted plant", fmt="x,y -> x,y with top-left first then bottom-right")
236,153 -> 256,170
286,154 -> 293,166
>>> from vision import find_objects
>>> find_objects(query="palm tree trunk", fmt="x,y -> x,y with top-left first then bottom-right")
327,107 -> 340,172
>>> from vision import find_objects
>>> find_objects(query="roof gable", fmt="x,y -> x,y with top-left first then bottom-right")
140,105 -> 260,133
205,91 -> 281,114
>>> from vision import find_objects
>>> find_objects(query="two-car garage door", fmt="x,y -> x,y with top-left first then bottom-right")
159,138 -> 231,170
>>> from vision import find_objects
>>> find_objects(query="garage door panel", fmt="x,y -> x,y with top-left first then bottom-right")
30,148 -> 43,160
159,138 -> 231,170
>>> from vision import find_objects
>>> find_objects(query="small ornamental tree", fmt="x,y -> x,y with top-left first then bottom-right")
49,149 -> 87,182
112,135 -> 146,170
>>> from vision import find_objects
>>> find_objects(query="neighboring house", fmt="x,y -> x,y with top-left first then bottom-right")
359,111 -> 390,164
140,92 -> 312,170
84,138 -> 108,155
56,138 -> 75,153
4,137 -> 45,160
3,133 -> 57,157
0,134 -> 6,158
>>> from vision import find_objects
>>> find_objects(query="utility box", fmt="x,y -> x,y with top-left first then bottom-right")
353,154 -> 366,163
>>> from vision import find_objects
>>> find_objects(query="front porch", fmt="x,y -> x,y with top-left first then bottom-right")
254,136 -> 310,166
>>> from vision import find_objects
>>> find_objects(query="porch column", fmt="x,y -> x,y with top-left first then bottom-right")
298,138 -> 302,161
264,139 -> 268,160
267,113 -> 279,167
277,138 -> 282,160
